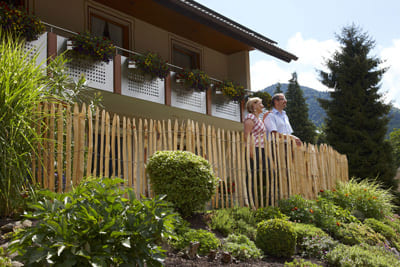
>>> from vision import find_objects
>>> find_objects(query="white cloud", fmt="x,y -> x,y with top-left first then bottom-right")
250,60 -> 290,91
380,39 -> 400,108
251,34 -> 400,109
250,33 -> 338,92
287,32 -> 338,70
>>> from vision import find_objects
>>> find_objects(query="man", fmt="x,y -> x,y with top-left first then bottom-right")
264,93 -> 302,146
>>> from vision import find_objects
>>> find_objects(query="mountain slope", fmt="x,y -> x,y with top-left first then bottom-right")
262,83 -> 400,136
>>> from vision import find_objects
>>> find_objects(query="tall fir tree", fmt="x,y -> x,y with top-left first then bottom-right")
274,82 -> 283,94
318,24 -> 396,188
285,72 -> 317,144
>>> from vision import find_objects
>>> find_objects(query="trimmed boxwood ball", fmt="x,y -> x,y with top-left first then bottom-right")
255,219 -> 297,258
146,150 -> 218,216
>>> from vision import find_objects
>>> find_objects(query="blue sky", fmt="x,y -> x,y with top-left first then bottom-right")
196,0 -> 400,108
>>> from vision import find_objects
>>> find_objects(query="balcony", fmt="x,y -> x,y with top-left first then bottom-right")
28,29 -> 244,127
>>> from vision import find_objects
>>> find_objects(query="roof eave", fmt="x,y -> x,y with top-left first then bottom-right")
154,0 -> 298,62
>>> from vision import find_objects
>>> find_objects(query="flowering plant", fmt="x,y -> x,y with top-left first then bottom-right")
130,51 -> 169,79
175,69 -> 211,91
68,31 -> 115,63
0,2 -> 45,41
214,80 -> 246,102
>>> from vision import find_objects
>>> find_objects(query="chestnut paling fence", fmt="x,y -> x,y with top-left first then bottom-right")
32,102 -> 348,209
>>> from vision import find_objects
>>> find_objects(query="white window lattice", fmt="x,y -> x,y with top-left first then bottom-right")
173,83 -> 204,109
212,95 -> 241,122
127,72 -> 161,98
66,59 -> 107,85
120,56 -> 165,104
56,36 -> 113,92
24,33 -> 47,67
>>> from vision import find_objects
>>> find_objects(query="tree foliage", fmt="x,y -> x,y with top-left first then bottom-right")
318,24 -> 396,187
389,128 -> 400,168
285,72 -> 317,144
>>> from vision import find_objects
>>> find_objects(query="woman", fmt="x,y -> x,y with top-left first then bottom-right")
243,97 -> 267,207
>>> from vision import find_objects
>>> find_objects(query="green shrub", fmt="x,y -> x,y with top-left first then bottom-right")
255,219 -> 297,258
254,206 -> 289,223
331,222 -> 387,246
327,243 -> 400,267
9,177 -> 177,266
173,229 -> 220,256
364,218 -> 400,250
222,234 -> 262,261
319,179 -> 395,220
284,258 -> 323,267
147,150 -> 218,216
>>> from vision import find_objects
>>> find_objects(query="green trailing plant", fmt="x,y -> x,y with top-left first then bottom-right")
175,69 -> 211,91
146,150 -> 218,216
299,235 -> 338,260
0,2 -> 45,41
320,179 -> 395,221
9,177 -> 178,266
326,243 -> 400,267
284,258 -> 323,267
68,31 -> 116,63
130,51 -> 169,79
222,234 -> 262,261
255,219 -> 297,258
210,209 -> 235,237
292,222 -> 329,249
331,222 -> 387,246
209,207 -> 257,240
214,80 -> 246,102
172,229 -> 220,256
364,218 -> 400,251
0,31 -> 49,217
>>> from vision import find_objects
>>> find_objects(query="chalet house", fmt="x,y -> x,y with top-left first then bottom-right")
26,0 -> 297,131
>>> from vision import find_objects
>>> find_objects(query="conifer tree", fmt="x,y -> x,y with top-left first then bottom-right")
274,82 -> 283,94
285,72 -> 316,144
318,24 -> 396,187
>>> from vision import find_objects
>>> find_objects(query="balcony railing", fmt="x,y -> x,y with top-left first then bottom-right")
29,27 -> 243,122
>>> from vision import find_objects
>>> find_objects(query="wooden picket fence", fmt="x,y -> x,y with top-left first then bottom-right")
31,102 -> 348,209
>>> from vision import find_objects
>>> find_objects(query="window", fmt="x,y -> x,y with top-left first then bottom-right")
88,11 -> 130,51
172,42 -> 201,70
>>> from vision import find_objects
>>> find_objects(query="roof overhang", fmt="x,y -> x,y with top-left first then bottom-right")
93,0 -> 298,62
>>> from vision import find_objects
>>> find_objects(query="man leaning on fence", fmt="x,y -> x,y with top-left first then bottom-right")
263,93 -> 302,146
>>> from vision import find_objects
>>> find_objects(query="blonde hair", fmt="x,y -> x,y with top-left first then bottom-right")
246,97 -> 262,113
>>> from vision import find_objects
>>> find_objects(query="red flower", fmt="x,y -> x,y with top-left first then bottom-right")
294,207 -> 298,211
336,222 -> 341,226
320,189 -> 324,193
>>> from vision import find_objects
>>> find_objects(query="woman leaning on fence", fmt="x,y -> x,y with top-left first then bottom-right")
243,97 -> 268,208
